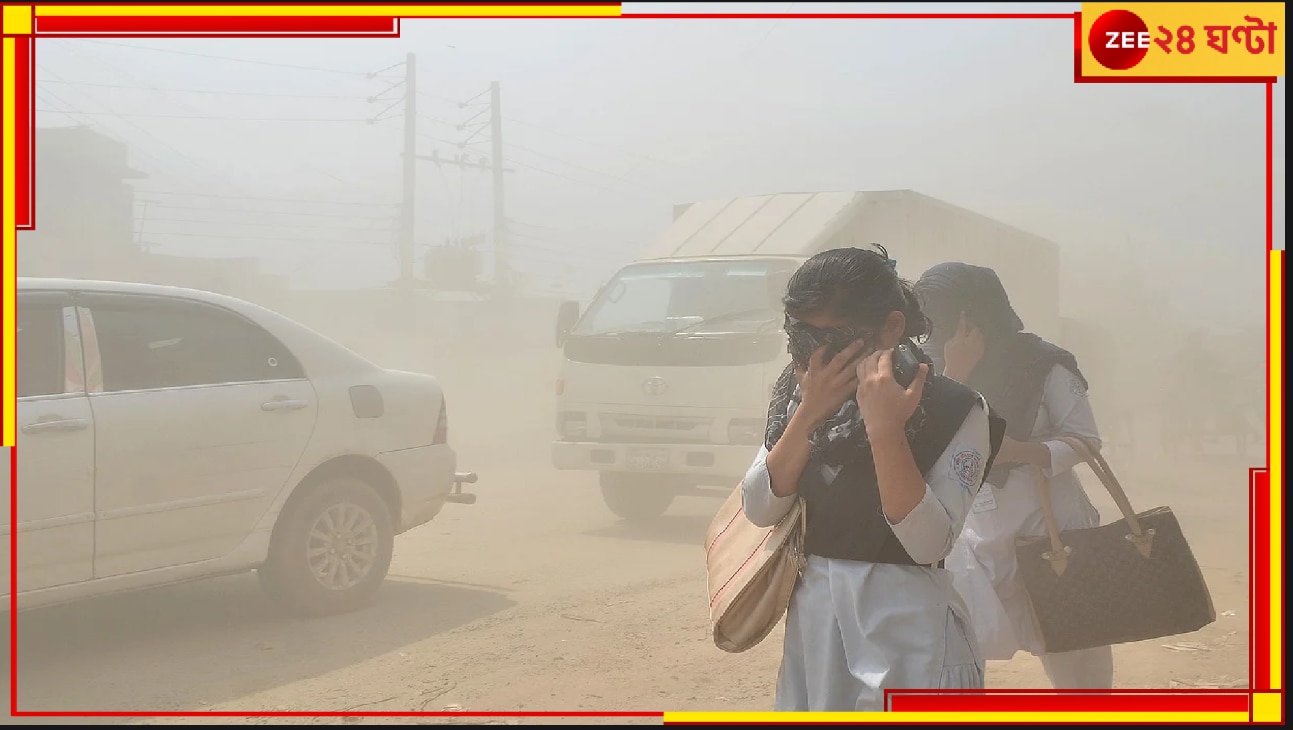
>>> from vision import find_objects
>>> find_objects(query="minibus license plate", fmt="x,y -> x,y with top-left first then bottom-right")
626,447 -> 669,471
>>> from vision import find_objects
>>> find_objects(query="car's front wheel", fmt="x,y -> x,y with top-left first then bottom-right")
259,477 -> 395,617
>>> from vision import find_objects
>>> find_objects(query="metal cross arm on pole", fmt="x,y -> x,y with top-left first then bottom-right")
416,152 -> 515,173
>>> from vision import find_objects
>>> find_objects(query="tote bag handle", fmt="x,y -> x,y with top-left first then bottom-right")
1032,434 -> 1155,577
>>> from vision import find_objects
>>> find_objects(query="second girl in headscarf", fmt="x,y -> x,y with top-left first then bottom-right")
915,262 -> 1114,689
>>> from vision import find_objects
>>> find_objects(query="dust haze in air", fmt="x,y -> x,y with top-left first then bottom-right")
26,0 -> 1279,423
11,0 -> 1280,716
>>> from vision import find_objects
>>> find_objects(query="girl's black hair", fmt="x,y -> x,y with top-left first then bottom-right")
782,244 -> 931,340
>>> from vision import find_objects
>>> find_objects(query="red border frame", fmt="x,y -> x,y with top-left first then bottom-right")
3,3 -> 1282,721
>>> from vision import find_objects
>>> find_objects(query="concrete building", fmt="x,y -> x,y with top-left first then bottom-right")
19,125 -> 284,307
17,125 -> 146,281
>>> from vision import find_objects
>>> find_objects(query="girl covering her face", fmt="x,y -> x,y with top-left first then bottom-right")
915,262 -> 1114,691
742,246 -> 1005,712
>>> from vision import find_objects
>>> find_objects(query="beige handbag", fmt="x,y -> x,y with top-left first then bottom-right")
704,481 -> 807,653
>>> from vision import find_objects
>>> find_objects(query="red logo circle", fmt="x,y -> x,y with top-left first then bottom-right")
1088,9 -> 1151,71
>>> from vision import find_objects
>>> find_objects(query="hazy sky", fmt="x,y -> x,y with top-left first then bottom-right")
28,1 -> 1284,326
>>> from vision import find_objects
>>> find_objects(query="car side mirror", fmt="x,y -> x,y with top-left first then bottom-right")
556,300 -> 580,347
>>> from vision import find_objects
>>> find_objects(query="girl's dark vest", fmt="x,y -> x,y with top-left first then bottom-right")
798,375 -> 1005,566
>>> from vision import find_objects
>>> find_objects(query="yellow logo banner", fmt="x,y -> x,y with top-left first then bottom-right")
1080,3 -> 1284,78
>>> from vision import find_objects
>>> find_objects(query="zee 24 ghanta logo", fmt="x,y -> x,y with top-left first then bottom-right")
1087,8 -> 1278,71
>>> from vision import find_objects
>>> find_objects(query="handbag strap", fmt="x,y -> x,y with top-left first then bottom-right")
1052,435 -> 1150,543
1031,434 -> 1156,577
1032,464 -> 1071,576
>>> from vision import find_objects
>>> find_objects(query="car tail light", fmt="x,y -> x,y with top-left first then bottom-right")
433,400 -> 449,444
555,378 -> 565,395
727,418 -> 764,445
558,411 -> 586,439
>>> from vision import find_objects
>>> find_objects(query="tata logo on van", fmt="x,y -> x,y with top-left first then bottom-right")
642,377 -> 669,396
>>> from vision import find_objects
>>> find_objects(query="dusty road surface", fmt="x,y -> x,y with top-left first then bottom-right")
3,345 -> 1256,725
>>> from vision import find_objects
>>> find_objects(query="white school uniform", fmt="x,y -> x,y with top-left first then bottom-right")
945,363 -> 1115,688
741,397 -> 993,712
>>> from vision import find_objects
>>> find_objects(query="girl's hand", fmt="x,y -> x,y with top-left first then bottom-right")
855,348 -> 928,438
794,340 -> 868,429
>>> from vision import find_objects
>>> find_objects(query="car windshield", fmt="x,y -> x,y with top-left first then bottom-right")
571,259 -> 799,336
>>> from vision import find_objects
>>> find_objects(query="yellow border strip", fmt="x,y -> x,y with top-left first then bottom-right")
662,711 -> 1252,724
1252,691 -> 1283,723
33,5 -> 623,18
3,36 -> 16,448
3,5 -> 34,35
1268,249 -> 1284,691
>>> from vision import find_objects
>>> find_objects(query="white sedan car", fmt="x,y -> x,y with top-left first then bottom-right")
4,278 -> 478,617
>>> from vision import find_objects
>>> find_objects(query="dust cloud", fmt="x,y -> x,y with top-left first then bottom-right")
5,3 -> 1277,721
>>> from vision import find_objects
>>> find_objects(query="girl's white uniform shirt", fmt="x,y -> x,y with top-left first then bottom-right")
742,396 -> 993,712
946,363 -> 1104,660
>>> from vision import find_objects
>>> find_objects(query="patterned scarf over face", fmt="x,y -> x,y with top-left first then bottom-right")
765,316 -> 927,468
783,315 -> 872,373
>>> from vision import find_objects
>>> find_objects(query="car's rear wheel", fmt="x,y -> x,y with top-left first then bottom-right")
259,477 -> 394,617
599,472 -> 676,522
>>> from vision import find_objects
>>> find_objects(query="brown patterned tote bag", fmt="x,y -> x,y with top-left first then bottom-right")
1015,435 -> 1217,654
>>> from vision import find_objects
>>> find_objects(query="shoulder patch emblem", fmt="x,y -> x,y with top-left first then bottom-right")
1069,377 -> 1088,398
951,449 -> 985,492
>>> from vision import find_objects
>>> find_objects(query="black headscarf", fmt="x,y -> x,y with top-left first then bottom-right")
915,263 -> 1087,485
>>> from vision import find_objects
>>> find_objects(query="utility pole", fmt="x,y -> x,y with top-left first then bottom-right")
399,52 -> 417,302
490,81 -> 508,298
412,82 -> 515,298
136,200 -> 151,253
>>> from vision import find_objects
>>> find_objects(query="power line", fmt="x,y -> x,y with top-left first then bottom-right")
419,131 -> 648,199
504,243 -> 608,267
369,76 -> 407,103
505,140 -> 664,193
416,98 -> 670,192
459,104 -> 490,129
35,78 -> 372,101
417,133 -> 493,164
36,69 -> 252,193
368,61 -> 408,77
507,230 -> 631,263
419,89 -> 488,109
76,40 -> 383,77
136,202 -> 398,221
34,89 -> 97,126
420,91 -> 633,150
459,120 -> 489,149
136,216 -> 396,233
507,220 -> 640,261
505,156 -> 643,198
509,218 -> 576,234
418,89 -> 491,109
55,45 -> 392,193
143,230 -> 391,245
34,108 -> 379,123
418,113 -> 460,130
132,190 -> 398,208
371,96 -> 404,122
504,115 -> 702,175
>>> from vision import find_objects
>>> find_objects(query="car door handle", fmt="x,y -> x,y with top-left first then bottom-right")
21,418 -> 90,434
261,399 -> 309,412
